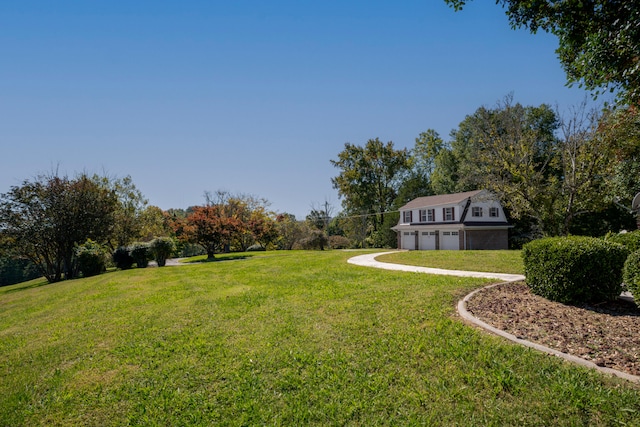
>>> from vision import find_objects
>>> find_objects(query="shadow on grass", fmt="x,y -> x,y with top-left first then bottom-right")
181,254 -> 258,264
0,278 -> 50,295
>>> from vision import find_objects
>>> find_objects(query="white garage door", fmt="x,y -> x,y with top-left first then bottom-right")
402,232 -> 416,250
419,231 -> 436,250
440,231 -> 460,250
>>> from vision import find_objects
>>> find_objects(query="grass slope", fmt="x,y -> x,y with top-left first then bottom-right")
1,250 -> 638,426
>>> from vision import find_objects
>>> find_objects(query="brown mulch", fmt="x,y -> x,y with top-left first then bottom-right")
464,281 -> 640,377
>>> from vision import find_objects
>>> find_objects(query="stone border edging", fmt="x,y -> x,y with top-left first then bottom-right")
458,284 -> 640,383
346,251 -> 640,383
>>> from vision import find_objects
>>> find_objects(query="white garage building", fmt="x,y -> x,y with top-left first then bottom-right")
392,190 -> 511,250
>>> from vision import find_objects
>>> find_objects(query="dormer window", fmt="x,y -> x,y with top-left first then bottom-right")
489,207 -> 499,218
443,207 -> 455,221
472,207 -> 483,217
403,211 -> 413,223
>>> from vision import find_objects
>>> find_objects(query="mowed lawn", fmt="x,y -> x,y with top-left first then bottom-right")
376,250 -> 524,275
1,250 -> 638,426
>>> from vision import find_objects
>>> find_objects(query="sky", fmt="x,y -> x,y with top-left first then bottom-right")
0,0 -> 599,219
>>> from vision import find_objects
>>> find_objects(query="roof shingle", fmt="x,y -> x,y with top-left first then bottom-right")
399,190 -> 486,210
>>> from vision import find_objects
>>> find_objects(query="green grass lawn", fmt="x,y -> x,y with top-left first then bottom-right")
1,250 -> 638,426
376,249 -> 524,275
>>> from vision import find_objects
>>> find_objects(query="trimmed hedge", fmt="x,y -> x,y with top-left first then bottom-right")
75,239 -> 107,277
130,242 -> 151,268
113,247 -> 134,270
623,250 -> 640,299
522,236 -> 629,304
150,237 -> 175,267
604,230 -> 640,253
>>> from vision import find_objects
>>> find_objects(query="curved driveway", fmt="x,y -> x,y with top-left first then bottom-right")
347,251 -> 525,282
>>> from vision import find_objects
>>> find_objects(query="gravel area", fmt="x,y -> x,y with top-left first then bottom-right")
465,282 -> 640,377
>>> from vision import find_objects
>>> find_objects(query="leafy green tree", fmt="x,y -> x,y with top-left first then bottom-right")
394,172 -> 431,207
434,97 -> 562,235
139,205 -> 173,242
598,107 -> 640,206
95,175 -> 148,248
274,213 -> 305,250
412,129 -> 444,179
0,173 -> 119,282
331,138 -> 410,238
247,207 -> 278,249
446,1 -> 640,106
430,148 -> 459,195
306,209 -> 329,231
436,96 -> 623,236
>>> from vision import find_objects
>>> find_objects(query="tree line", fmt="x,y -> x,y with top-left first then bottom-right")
331,98 -> 640,247
0,177 -> 339,286
329,0 -> 640,248
2,98 -> 638,286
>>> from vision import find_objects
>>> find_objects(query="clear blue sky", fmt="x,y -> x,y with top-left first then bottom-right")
0,0 -> 597,219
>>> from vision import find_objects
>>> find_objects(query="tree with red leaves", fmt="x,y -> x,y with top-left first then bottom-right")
182,205 -> 242,259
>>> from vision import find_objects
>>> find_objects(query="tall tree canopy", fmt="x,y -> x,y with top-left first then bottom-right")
446,0 -> 640,106
0,173 -> 119,282
331,138 -> 410,235
431,96 -> 626,237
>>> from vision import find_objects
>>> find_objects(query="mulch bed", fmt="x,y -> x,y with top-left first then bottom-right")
464,281 -> 640,377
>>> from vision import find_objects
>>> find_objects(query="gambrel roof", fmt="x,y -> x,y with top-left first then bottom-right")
398,190 -> 486,211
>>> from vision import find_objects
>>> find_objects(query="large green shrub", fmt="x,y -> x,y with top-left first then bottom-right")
623,250 -> 640,299
297,230 -> 328,250
604,230 -> 640,253
522,236 -> 629,304
130,242 -> 151,268
150,237 -> 175,267
112,247 -> 134,270
75,239 -> 107,277
328,235 -> 351,249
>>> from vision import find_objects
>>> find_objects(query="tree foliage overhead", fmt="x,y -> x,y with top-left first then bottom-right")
598,107 -> 640,205
330,138 -> 410,234
445,0 -> 640,106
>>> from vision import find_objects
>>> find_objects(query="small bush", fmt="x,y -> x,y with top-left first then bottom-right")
328,235 -> 351,249
150,237 -> 176,267
247,244 -> 266,252
623,250 -> 640,299
130,242 -> 151,268
604,230 -> 640,253
112,247 -> 134,270
522,236 -> 629,304
76,239 -> 107,277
